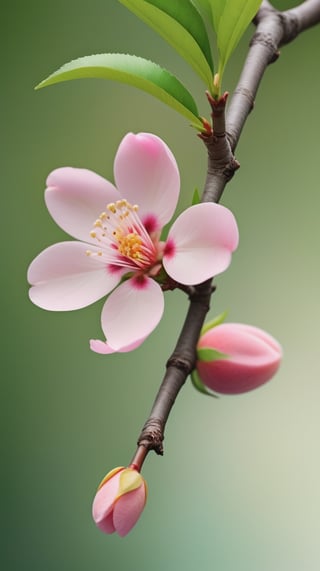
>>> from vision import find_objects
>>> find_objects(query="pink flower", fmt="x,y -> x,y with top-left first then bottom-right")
92,466 -> 147,537
27,132 -> 239,352
195,323 -> 282,394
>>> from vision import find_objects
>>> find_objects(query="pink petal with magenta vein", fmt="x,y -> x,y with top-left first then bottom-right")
114,133 -> 180,229
164,203 -> 239,285
100,277 -> 164,350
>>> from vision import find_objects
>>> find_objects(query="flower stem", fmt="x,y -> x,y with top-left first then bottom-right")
129,446 -> 149,472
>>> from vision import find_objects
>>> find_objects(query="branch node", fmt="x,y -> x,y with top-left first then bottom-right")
280,11 -> 300,44
250,31 -> 279,63
166,355 -> 194,375
138,418 -> 164,455
177,283 -> 197,297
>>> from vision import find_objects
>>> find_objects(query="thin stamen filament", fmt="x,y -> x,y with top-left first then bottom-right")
88,199 -> 158,270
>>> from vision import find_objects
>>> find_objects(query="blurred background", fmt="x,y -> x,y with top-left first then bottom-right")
3,1 -> 320,569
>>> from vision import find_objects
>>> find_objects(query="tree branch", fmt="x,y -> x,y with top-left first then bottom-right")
201,92 -> 240,204
130,0 -> 320,471
227,0 -> 320,151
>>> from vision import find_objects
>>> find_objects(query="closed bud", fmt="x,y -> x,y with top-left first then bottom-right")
196,323 -> 282,395
92,466 -> 147,537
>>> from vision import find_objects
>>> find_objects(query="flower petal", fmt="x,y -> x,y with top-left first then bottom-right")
113,484 -> 146,537
197,323 -> 282,394
92,470 -> 122,525
114,133 -> 180,230
89,337 -> 146,354
28,242 -> 120,310
100,276 -> 164,350
45,167 -> 119,242
163,203 -> 239,285
95,511 -> 116,535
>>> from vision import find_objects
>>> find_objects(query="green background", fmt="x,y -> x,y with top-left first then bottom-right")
3,1 -> 320,569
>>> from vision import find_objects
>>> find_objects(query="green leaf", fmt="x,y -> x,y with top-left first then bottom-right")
192,187 -> 201,205
197,347 -> 229,362
190,369 -> 218,398
35,53 -> 203,129
200,311 -> 228,335
191,0 -> 213,23
208,0 -> 262,76
119,0 -> 214,89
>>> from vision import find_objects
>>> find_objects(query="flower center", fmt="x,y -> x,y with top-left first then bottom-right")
116,230 -> 143,259
87,199 -> 159,271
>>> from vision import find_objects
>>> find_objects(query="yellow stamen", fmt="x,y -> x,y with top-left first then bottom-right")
107,203 -> 116,213
88,198 -> 156,267
117,231 -> 143,260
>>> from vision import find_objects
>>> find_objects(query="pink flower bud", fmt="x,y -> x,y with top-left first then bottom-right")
196,323 -> 282,394
92,466 -> 147,537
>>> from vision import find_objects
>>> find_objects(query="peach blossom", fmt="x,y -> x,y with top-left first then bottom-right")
28,132 -> 238,352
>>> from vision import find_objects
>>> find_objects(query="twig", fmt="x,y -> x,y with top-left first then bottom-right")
130,0 -> 320,471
